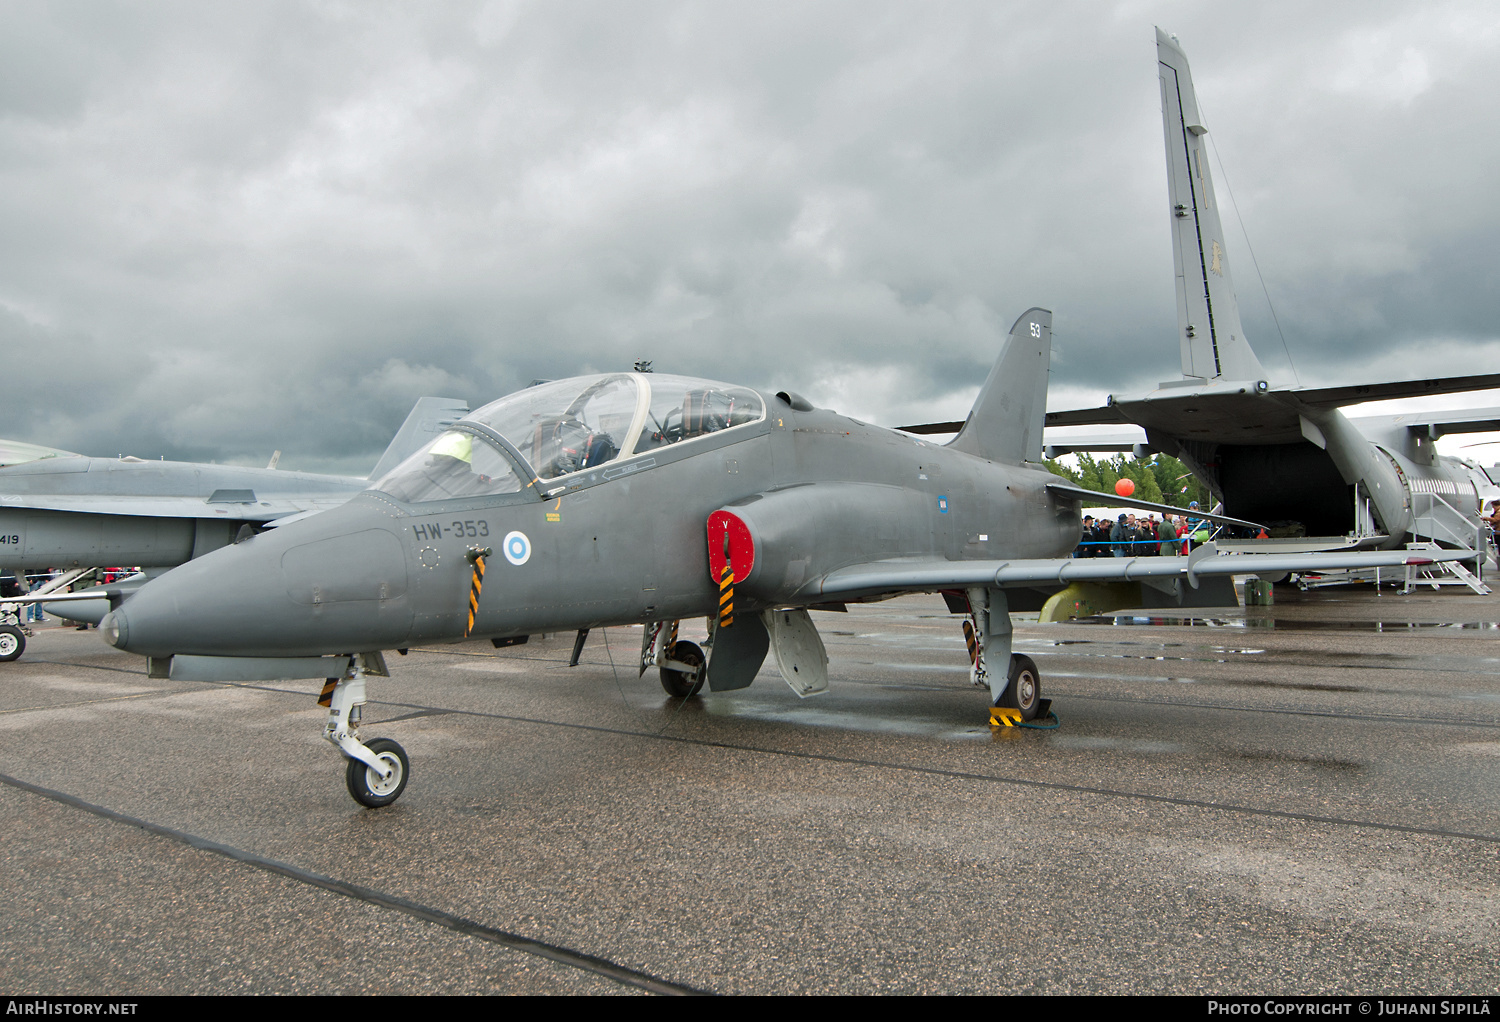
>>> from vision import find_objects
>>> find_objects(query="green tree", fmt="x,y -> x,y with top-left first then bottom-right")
1146,454 -> 1211,508
1075,453 -> 1105,497
1043,458 -> 1080,484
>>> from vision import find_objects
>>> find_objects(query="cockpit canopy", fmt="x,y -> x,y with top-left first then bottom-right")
371,373 -> 765,504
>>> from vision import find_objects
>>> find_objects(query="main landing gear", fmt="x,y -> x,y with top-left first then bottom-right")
641,620 -> 706,697
0,606 -> 27,662
997,654 -> 1043,720
321,654 -> 409,808
961,587 -> 1049,724
0,625 -> 24,662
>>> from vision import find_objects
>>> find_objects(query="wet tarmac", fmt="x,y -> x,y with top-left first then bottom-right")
2,584 -> 1498,994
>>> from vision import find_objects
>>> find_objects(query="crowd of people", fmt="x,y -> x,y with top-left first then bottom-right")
1073,503 -> 1210,558
0,567 -> 136,628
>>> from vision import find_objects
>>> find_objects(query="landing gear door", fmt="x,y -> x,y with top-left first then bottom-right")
764,609 -> 829,698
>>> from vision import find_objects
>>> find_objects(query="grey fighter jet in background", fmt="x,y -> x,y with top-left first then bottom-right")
51,311 -> 1459,808
0,396 -> 467,659
908,29 -> 1500,557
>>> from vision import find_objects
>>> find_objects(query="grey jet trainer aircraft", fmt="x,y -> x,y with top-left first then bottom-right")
53,312 -> 1460,808
907,30 -> 1500,558
0,396 -> 468,660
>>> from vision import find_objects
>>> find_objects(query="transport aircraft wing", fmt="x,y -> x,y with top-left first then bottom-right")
1349,406 -> 1500,438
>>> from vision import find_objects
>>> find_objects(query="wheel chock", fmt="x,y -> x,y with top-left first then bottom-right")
988,698 -> 1055,729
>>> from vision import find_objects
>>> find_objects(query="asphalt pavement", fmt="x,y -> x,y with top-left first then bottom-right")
1,584 -> 1497,995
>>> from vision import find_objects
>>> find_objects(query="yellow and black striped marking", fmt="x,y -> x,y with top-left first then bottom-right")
465,553 -> 486,637
317,678 -> 338,708
718,563 -> 734,628
989,707 -> 1023,727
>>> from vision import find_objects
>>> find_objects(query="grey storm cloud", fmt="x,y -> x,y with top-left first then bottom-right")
1,0 -> 1497,474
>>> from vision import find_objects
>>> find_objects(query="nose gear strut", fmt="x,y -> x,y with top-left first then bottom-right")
320,652 -> 409,807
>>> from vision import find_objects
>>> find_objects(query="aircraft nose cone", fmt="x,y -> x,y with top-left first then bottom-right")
111,503 -> 415,658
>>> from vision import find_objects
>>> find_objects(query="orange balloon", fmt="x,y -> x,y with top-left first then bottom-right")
1114,477 -> 1136,497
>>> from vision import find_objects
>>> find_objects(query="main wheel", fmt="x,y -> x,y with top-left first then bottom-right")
998,654 -> 1042,720
659,640 -> 705,697
0,626 -> 24,662
345,737 -> 409,808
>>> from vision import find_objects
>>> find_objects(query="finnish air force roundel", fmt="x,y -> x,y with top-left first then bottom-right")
502,530 -> 531,566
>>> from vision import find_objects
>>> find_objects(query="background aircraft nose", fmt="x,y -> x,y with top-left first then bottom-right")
107,504 -> 415,658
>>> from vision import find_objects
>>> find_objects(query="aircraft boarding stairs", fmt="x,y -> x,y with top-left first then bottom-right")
1222,491 -> 1491,595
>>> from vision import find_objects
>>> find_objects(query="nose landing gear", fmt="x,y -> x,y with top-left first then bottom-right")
321,653 -> 409,807
346,737 -> 410,808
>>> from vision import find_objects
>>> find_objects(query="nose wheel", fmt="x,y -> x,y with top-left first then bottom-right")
322,656 -> 410,807
346,737 -> 410,808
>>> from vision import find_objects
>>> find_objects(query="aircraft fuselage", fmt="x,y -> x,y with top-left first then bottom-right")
105,398 -> 1080,660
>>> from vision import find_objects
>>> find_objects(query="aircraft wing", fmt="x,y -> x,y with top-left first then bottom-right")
0,494 -> 351,521
1350,406 -> 1500,437
1034,378 -> 1500,435
1041,428 -> 1147,456
1290,376 -> 1500,410
1041,406 -> 1128,429
804,545 -> 1468,602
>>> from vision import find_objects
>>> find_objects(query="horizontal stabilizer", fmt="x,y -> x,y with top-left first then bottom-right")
894,419 -> 964,436
1045,482 -> 1258,529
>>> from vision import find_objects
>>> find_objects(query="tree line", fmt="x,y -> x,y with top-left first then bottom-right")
1043,452 -> 1213,509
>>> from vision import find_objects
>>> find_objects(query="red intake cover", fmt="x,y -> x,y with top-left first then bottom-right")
706,510 -> 755,584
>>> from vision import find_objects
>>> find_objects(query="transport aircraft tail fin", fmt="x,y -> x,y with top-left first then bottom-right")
947,308 -> 1051,466
1157,27 -> 1266,383
368,397 -> 471,480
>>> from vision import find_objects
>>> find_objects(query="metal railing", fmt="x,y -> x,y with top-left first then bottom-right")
1409,491 -> 1483,564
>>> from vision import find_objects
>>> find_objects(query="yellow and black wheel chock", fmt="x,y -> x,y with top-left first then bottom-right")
989,699 -> 1058,730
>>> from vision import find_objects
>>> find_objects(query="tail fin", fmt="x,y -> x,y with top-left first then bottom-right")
948,308 -> 1050,465
1157,27 -> 1265,383
368,396 -> 471,480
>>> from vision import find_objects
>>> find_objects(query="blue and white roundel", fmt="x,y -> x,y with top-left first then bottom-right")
502,530 -> 531,566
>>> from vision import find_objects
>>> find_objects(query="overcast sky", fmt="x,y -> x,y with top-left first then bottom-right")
3,1 -> 1498,474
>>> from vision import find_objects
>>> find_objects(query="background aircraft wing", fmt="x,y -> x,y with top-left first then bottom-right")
899,404 -> 1132,433
804,545 -> 1468,603
1290,375 -> 1500,410
1350,405 -> 1500,438
0,494 -> 351,521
